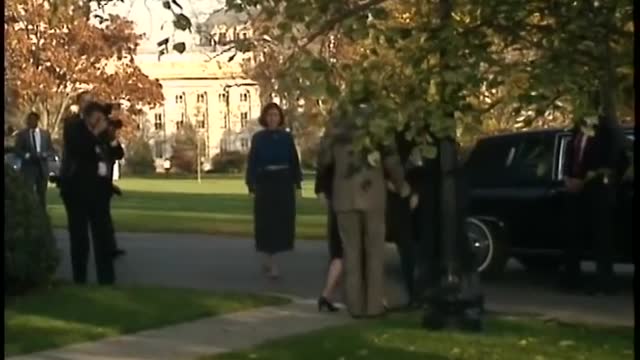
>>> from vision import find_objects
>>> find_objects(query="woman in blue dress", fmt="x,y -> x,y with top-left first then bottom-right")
246,103 -> 302,279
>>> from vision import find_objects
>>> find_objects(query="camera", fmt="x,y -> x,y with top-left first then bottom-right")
109,118 -> 123,130
101,103 -> 123,130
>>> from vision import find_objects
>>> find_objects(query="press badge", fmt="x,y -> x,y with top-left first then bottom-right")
98,162 -> 108,177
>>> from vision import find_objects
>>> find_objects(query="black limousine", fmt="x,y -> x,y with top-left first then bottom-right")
464,127 -> 634,276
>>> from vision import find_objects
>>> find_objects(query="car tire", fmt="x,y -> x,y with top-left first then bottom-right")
517,256 -> 562,274
466,217 -> 509,278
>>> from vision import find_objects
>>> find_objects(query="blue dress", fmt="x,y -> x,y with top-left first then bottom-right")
246,129 -> 302,254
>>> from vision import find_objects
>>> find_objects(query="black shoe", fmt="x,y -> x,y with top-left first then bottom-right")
318,296 -> 339,312
112,248 -> 126,259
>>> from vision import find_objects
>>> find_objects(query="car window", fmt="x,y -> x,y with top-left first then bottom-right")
507,135 -> 555,183
465,137 -> 518,187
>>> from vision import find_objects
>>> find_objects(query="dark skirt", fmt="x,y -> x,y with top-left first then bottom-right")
386,191 -> 414,244
327,207 -> 343,260
253,169 -> 296,254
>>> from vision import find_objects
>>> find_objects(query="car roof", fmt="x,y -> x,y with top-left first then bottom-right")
477,126 -> 634,143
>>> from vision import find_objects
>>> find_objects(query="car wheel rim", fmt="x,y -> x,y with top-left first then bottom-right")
466,218 -> 493,272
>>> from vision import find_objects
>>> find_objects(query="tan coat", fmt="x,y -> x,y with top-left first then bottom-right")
317,128 -> 406,212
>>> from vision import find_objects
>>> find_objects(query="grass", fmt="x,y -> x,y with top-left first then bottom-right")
204,313 -> 634,360
46,176 -> 327,238
4,285 -> 288,357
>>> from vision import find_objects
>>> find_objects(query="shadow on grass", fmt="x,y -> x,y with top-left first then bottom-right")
5,285 -> 286,356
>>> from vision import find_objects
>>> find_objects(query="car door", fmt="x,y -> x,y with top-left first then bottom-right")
501,133 -> 558,251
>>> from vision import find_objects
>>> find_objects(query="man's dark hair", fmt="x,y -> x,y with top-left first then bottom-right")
82,101 -> 108,119
76,90 -> 92,103
26,111 -> 40,122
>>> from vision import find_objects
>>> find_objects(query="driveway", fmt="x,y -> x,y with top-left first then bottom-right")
53,231 -> 634,326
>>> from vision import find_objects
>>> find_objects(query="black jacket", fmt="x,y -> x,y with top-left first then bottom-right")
564,121 -> 627,184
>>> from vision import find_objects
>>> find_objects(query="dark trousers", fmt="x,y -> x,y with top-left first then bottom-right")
62,191 -> 115,285
411,188 -> 440,295
386,191 -> 416,300
23,165 -> 47,208
564,182 -> 616,287
106,195 -> 118,252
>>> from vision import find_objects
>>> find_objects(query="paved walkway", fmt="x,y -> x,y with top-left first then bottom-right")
8,300 -> 353,360
51,231 -> 634,327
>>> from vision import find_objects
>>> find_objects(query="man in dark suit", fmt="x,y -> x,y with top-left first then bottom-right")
61,101 -> 120,285
14,112 -> 54,207
562,115 -> 626,295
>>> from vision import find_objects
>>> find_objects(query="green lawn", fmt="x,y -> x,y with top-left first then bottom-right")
5,285 -> 288,356
47,176 -> 327,238
205,313 -> 634,360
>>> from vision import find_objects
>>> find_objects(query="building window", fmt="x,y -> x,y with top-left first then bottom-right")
177,113 -> 185,130
240,112 -> 248,128
218,93 -> 227,103
196,93 -> 206,104
219,32 -> 227,45
222,113 -> 230,129
154,113 -> 163,130
154,141 -> 164,159
197,115 -> 206,129
176,94 -> 184,104
241,32 -> 248,39
241,138 -> 249,150
240,92 -> 249,102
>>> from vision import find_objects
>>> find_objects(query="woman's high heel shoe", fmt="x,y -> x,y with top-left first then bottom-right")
318,296 -> 339,312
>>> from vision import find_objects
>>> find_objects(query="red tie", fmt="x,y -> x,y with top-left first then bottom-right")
572,133 -> 586,176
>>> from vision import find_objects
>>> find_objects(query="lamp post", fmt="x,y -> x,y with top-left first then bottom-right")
421,136 -> 483,332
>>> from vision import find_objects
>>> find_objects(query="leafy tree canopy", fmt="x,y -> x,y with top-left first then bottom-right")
5,0 -> 165,140
223,0 -> 633,154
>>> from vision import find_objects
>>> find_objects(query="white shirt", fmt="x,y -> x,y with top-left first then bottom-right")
30,128 -> 42,153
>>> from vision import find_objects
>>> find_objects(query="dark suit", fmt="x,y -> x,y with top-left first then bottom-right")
562,120 -> 625,290
97,132 -> 125,255
384,132 -> 420,302
60,118 -> 118,285
14,127 -> 53,206
314,145 -> 342,260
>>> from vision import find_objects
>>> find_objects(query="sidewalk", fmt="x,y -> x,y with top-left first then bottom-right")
8,299 -> 353,360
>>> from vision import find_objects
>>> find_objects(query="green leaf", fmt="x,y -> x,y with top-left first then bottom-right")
370,7 -> 389,20
277,21 -> 292,34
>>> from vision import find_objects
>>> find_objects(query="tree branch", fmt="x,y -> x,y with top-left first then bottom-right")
298,0 -> 389,49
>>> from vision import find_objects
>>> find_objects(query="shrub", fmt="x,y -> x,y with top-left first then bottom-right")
4,164 -> 59,296
125,136 -> 155,175
210,151 -> 247,173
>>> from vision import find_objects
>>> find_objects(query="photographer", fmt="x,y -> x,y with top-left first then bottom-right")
60,101 -> 121,285
99,104 -> 126,259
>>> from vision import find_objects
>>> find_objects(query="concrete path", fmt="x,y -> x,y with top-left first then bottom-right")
51,231 -> 634,327
8,300 -> 353,360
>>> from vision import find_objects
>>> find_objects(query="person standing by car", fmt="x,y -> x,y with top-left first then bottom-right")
562,115 -> 627,295
14,112 -> 54,207
246,103 -> 303,279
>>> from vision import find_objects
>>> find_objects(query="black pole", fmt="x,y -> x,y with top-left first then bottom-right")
422,135 -> 484,331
